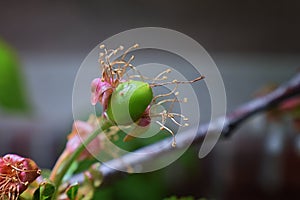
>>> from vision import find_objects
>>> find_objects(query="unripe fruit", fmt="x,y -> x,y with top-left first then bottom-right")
106,80 -> 153,125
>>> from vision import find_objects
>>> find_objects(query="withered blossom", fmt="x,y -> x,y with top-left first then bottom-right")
91,44 -> 204,146
0,154 -> 40,200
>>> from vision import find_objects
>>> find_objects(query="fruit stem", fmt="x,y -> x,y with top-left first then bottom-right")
50,118 -> 112,199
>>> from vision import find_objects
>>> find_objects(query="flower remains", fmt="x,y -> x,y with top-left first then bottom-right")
0,154 -> 41,200
91,44 -> 205,147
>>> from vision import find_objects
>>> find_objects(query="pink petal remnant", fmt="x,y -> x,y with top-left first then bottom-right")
91,78 -> 100,105
0,154 -> 41,200
137,105 -> 151,127
123,106 -> 151,142
67,120 -> 102,161
91,78 -> 113,110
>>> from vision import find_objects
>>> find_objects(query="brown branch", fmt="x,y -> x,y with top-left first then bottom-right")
69,72 -> 300,186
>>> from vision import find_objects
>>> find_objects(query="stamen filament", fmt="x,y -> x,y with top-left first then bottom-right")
150,75 -> 205,87
156,121 -> 176,147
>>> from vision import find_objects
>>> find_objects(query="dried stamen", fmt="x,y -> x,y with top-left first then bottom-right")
152,84 -> 178,103
93,44 -> 205,148
150,75 -> 205,87
153,69 -> 171,81
156,121 -> 176,147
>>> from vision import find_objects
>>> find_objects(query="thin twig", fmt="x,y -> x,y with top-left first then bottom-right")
69,72 -> 300,186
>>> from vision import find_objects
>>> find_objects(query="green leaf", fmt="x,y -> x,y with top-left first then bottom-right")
0,38 -> 30,113
33,181 -> 56,200
66,183 -> 79,200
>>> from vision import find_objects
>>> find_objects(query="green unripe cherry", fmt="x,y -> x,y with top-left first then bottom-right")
106,80 -> 153,125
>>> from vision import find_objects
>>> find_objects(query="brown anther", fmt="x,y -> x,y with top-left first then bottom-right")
171,141 -> 176,148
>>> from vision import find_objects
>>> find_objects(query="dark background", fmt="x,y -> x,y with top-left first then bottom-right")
1,1 -> 300,199
1,0 -> 300,53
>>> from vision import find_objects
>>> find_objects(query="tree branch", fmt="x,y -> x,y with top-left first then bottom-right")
69,72 -> 300,186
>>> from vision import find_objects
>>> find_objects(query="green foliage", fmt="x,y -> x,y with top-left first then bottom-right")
93,171 -> 167,200
0,38 -> 30,113
105,128 -> 172,153
33,182 -> 55,200
66,183 -> 79,200
106,80 -> 153,125
65,163 -> 103,200
91,146 -> 202,200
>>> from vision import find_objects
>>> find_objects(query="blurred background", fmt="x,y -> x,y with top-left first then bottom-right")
1,0 -> 300,199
